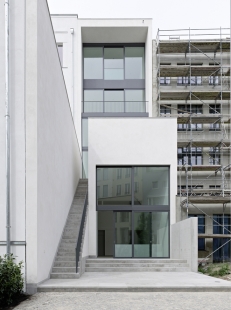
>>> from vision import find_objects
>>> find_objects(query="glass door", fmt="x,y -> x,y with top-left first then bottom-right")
114,211 -> 169,258
114,212 -> 132,258
134,212 -> 151,257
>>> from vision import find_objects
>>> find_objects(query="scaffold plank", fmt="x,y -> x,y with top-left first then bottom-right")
157,40 -> 230,54
159,65 -> 223,77
158,91 -> 230,101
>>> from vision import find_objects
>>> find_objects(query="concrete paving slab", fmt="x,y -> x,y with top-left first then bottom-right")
38,272 -> 231,292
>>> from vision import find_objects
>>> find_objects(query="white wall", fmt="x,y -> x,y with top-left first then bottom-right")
87,117 -> 177,256
25,0 -> 82,291
171,217 -> 198,272
0,0 -> 26,284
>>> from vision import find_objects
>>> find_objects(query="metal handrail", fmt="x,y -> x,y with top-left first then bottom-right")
82,101 -> 148,113
75,192 -> 88,273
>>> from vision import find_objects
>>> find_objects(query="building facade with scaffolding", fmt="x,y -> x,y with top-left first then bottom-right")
154,28 -> 231,263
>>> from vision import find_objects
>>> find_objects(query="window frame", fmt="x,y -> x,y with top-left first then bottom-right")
96,165 -> 170,211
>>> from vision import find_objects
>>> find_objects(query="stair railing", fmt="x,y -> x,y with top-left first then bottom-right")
75,191 -> 88,273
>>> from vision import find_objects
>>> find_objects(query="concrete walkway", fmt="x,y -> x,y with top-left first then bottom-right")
38,272 -> 231,292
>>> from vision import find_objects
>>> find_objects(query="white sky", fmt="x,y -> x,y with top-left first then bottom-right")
47,0 -> 230,36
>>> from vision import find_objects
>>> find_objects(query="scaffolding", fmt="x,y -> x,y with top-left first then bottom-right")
156,28 -> 231,263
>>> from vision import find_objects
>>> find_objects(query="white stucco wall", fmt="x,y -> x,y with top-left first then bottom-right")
25,0 -> 82,290
87,117 -> 177,256
171,217 -> 198,272
0,0 -> 26,283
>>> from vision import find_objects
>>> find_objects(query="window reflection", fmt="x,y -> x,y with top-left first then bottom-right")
97,167 -> 132,205
97,166 -> 169,206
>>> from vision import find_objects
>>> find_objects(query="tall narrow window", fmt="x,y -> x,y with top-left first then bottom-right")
57,43 -> 63,67
125,47 -> 144,79
84,47 -> 103,79
104,48 -> 124,80
209,104 -> 221,131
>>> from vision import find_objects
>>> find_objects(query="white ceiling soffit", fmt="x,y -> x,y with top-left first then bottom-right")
81,27 -> 148,43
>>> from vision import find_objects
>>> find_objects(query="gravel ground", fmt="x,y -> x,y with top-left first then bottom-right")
14,292 -> 231,310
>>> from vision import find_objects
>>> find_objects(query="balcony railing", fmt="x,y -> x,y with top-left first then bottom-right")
82,101 -> 148,113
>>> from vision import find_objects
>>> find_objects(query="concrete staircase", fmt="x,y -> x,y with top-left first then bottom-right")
50,179 -> 88,279
85,258 -> 190,272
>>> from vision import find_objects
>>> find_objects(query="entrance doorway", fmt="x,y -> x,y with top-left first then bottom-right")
115,211 -> 169,258
98,211 -> 169,258
98,211 -> 114,257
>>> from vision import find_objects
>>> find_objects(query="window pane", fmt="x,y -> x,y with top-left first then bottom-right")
125,90 -> 145,112
97,167 -> 131,205
134,212 -> 150,257
115,212 -> 132,257
152,212 -> 169,257
84,47 -> 103,79
125,47 -> 144,79
57,44 -> 63,67
82,151 -> 88,178
82,118 -> 88,147
104,90 -> 124,112
84,90 -> 103,112
104,48 -> 124,80
134,167 -> 169,205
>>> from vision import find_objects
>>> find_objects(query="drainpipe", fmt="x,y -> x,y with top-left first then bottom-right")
5,0 -> 10,256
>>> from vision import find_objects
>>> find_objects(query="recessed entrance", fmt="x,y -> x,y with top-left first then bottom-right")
97,166 -> 170,258
98,210 -> 169,258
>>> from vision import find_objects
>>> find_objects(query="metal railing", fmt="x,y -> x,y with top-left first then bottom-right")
75,192 -> 88,273
82,101 -> 148,113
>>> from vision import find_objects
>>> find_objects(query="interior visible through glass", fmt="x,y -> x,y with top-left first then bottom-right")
104,48 -> 124,80
115,212 -> 132,257
83,47 -> 103,79
97,167 -> 132,205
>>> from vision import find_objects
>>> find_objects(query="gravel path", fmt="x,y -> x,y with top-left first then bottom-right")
14,292 -> 231,310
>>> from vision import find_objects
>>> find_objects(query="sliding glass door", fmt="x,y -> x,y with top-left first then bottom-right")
114,211 -> 169,258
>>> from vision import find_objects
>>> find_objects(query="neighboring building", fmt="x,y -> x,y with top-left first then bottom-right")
154,29 -> 231,262
0,0 -> 229,294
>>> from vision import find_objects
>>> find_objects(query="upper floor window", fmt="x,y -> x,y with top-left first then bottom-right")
178,104 -> 202,131
57,43 -> 63,67
160,77 -> 170,85
84,47 -> 103,79
160,105 -> 171,115
209,104 -> 221,131
83,46 -> 145,80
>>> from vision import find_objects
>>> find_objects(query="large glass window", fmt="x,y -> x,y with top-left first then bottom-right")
134,167 -> 169,206
125,47 -> 144,79
97,167 -> 132,205
83,47 -> 103,79
83,46 -> 145,81
97,166 -> 169,207
104,48 -> 124,80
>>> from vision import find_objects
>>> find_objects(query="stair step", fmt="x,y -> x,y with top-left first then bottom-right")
85,267 -> 190,272
52,267 -> 76,273
54,261 -> 76,267
86,259 -> 188,264
55,255 -> 76,261
85,263 -> 189,268
50,273 -> 80,279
